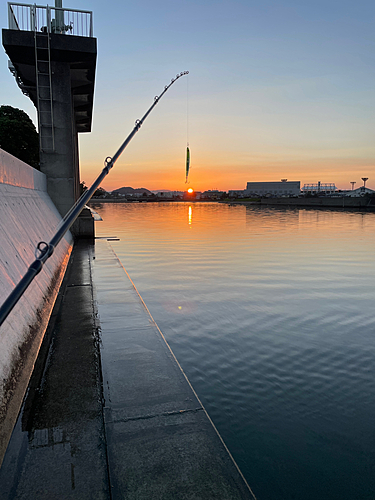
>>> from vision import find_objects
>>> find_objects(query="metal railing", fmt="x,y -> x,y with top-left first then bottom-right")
0,72 -> 189,328
8,2 -> 93,37
302,183 -> 337,194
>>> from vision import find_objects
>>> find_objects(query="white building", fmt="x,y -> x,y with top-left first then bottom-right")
246,181 -> 300,197
341,186 -> 375,197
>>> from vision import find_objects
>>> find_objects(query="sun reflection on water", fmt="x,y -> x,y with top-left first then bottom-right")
90,201 -> 375,500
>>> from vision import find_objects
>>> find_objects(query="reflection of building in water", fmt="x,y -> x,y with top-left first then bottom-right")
246,181 -> 300,197
245,204 -> 299,229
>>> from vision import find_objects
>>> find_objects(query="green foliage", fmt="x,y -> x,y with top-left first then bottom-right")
93,187 -> 107,198
0,105 -> 39,169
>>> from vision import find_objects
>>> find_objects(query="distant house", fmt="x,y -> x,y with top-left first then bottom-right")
228,190 -> 247,198
202,190 -> 225,200
153,191 -> 184,198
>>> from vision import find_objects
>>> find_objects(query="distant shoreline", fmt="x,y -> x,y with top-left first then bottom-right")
88,198 -> 216,204
88,196 -> 375,211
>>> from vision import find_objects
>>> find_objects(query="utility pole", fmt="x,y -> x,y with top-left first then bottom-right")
362,177 -> 368,188
55,0 -> 64,32
350,181 -> 356,190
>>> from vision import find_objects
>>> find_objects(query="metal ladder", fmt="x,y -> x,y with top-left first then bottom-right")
34,30 -> 55,153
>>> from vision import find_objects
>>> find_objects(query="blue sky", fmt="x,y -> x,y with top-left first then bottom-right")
1,0 -> 374,190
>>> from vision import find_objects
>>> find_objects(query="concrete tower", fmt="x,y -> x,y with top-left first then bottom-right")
2,1 -> 97,217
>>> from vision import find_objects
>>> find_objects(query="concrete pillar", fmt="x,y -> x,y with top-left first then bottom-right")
3,28 -> 96,221
39,61 -> 78,217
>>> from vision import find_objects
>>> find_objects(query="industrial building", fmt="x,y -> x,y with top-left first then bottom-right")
246,180 -> 300,197
302,182 -> 336,195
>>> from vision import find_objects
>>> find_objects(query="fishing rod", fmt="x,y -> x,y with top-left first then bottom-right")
0,71 -> 189,328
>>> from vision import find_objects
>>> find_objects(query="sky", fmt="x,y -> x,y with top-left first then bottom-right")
1,0 -> 374,192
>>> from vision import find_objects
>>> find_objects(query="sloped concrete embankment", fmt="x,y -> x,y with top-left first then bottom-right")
0,149 -> 73,464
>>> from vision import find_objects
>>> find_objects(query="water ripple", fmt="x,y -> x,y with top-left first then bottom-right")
93,203 -> 375,500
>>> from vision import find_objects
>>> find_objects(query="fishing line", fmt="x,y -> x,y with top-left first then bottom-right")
185,73 -> 191,184
186,72 -> 189,147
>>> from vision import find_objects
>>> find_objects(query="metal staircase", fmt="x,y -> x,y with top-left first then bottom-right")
34,31 -> 55,153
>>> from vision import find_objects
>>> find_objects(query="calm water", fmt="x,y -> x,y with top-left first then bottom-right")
92,202 -> 375,500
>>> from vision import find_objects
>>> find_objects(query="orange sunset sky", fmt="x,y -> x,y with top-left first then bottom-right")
1,0 -> 374,192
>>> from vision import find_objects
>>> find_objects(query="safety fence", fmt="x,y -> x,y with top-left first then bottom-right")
8,2 -> 93,37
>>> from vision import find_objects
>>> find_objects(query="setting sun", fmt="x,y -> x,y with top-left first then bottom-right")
187,188 -> 194,194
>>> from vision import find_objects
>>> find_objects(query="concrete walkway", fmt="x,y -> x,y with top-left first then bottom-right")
0,240 -> 256,499
0,240 -> 109,499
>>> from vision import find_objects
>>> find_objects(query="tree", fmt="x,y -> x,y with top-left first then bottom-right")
93,187 -> 107,198
0,105 -> 39,169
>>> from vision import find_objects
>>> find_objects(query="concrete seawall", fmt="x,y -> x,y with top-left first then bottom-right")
0,148 -> 73,464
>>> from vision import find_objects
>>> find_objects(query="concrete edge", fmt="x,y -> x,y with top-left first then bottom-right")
0,148 -> 46,191
104,242 -> 258,500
